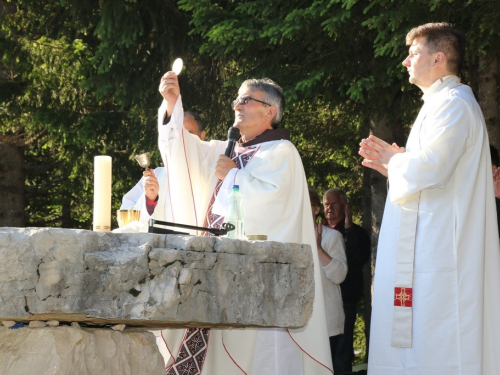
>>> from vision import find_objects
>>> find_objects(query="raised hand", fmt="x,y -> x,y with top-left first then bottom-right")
159,71 -> 180,117
143,169 -> 159,202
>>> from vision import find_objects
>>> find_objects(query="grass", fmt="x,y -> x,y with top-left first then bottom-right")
352,302 -> 367,366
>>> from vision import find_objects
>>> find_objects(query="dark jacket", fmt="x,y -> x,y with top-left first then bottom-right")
333,221 -> 371,305
496,198 -> 500,237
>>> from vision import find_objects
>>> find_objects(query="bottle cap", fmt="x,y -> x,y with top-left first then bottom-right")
232,185 -> 239,190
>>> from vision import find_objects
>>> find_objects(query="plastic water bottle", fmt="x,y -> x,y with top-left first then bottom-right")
226,185 -> 244,239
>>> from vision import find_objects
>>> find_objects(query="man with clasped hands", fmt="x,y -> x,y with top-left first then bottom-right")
360,22 -> 500,374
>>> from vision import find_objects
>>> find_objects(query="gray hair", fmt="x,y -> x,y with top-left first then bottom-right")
323,188 -> 348,204
240,78 -> 285,128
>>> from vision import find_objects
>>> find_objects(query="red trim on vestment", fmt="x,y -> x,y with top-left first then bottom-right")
164,159 -> 174,222
221,332 -> 248,374
286,329 -> 334,374
198,329 -> 210,374
230,145 -> 260,186
160,330 -> 173,360
165,328 -> 190,372
181,130 -> 199,234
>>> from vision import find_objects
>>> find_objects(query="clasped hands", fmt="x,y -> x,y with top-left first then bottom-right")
359,135 -> 405,177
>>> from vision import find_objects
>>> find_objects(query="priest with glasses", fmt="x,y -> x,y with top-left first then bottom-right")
153,72 -> 334,375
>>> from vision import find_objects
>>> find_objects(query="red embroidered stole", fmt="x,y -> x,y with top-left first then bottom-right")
168,145 -> 258,374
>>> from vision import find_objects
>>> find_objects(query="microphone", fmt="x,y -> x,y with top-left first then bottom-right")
224,127 -> 241,158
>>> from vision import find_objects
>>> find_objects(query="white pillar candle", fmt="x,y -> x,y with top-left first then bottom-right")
93,155 -> 112,232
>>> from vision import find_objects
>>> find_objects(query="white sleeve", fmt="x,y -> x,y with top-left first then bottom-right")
156,96 -> 226,227
322,229 -> 348,284
120,178 -> 145,210
120,175 -> 154,226
230,141 -> 301,238
388,96 -> 472,203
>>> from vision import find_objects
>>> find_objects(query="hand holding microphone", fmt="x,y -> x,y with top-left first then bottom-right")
215,127 -> 240,180
225,127 -> 240,157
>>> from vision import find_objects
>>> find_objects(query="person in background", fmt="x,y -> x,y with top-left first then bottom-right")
119,111 -> 206,225
322,188 -> 370,373
490,145 -> 500,239
309,187 -> 348,373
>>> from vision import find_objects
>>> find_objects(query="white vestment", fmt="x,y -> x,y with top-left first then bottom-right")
120,167 -> 173,226
155,96 -> 334,374
368,76 -> 500,375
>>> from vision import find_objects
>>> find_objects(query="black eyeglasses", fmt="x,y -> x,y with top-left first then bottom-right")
231,96 -> 272,109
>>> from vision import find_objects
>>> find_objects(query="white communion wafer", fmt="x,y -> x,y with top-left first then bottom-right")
172,58 -> 183,75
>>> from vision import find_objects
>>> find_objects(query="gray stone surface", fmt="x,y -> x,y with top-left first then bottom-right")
0,227 -> 314,329
0,326 -> 165,375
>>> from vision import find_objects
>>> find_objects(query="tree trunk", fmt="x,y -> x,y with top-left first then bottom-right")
477,56 -> 500,150
362,113 -> 396,361
361,163 -> 373,362
0,142 -> 25,227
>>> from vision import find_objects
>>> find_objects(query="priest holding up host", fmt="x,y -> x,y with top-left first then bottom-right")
153,71 -> 335,374
118,20 -> 500,375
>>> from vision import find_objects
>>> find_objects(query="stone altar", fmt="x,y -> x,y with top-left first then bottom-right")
0,227 -> 315,375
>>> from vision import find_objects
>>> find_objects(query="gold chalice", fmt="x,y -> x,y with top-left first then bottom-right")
116,209 -> 141,228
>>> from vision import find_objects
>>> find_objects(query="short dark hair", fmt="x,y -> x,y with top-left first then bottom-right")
240,78 -> 285,128
491,145 -> 499,167
406,22 -> 466,75
185,111 -> 205,134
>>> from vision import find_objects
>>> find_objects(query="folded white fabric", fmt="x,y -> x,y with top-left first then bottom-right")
111,221 -> 149,233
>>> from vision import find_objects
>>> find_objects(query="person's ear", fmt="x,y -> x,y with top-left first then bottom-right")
434,52 -> 445,68
266,106 -> 277,122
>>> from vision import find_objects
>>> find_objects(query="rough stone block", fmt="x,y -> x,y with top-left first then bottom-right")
0,326 -> 164,375
0,227 -> 314,329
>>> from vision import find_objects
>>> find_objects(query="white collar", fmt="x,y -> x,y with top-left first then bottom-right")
422,75 -> 460,101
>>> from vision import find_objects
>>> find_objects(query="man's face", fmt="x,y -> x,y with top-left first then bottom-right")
323,192 -> 345,224
183,113 -> 205,140
402,37 -> 437,90
233,86 -> 271,136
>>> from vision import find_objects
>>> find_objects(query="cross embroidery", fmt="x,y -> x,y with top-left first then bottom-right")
394,287 -> 412,307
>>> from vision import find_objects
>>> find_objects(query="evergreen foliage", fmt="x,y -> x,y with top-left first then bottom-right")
1,0 -> 499,231
2,0 -> 500,364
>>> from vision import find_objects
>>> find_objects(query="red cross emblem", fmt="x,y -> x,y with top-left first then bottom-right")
394,287 -> 412,307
